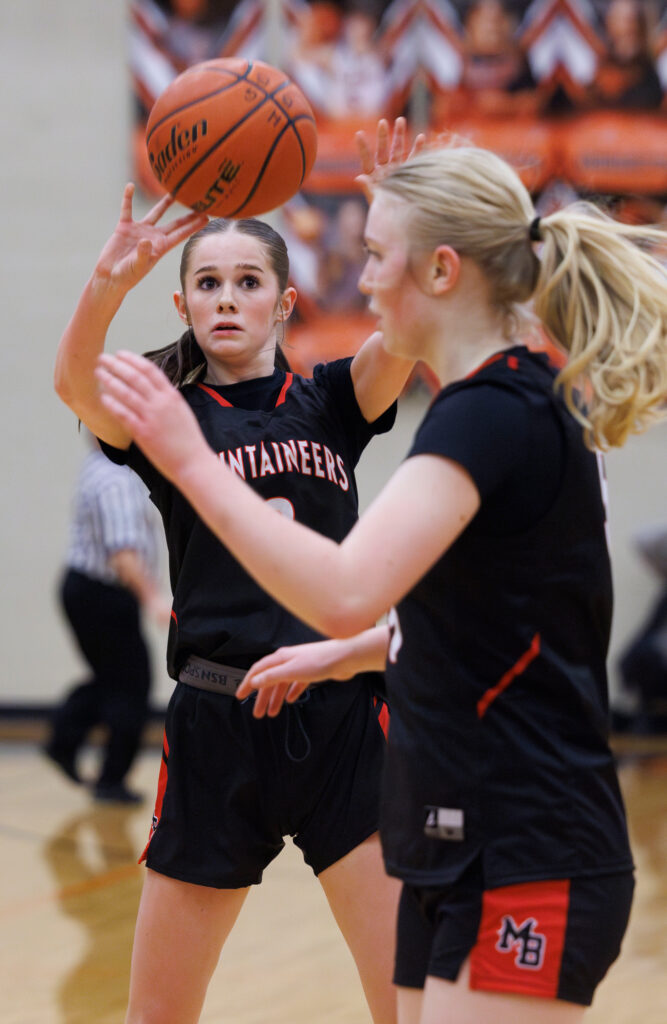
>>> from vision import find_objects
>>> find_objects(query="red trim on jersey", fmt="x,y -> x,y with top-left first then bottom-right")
477,633 -> 541,718
275,372 -> 293,406
465,351 -> 524,379
196,383 -> 233,407
196,373 -> 294,408
469,879 -> 570,999
170,609 -> 178,625
465,352 -> 505,379
139,732 -> 170,864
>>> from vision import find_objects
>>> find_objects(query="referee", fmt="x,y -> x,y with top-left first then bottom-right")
44,430 -> 170,803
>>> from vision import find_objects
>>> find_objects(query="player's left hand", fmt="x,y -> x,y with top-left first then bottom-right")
95,350 -> 207,485
237,639 -> 350,718
355,117 -> 427,199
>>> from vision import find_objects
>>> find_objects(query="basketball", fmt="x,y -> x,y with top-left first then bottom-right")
145,58 -> 318,218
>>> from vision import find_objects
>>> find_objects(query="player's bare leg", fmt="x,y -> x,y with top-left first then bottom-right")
125,868 -> 249,1024
318,832 -> 401,1024
396,984 -> 424,1024
419,959 -> 587,1024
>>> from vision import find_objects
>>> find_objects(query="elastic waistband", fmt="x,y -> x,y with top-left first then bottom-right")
178,656 -> 246,697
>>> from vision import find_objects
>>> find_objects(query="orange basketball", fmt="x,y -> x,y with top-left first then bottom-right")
145,58 -> 318,218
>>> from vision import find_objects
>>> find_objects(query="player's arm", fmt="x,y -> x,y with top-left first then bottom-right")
350,330 -> 415,423
54,184 -> 206,447
95,351 -> 480,638
237,625 -> 390,717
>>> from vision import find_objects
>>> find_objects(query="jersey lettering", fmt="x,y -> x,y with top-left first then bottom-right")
245,445 -> 258,477
259,443 -> 276,476
281,440 -> 299,472
297,439 -> 312,474
496,915 -> 546,969
218,439 -> 351,492
323,446 -> 337,482
227,447 -> 245,479
271,442 -> 284,472
336,455 -> 349,491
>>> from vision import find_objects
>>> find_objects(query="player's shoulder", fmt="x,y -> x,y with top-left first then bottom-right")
434,347 -> 556,407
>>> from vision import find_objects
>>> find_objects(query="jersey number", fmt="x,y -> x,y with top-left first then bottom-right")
387,606 -> 403,664
267,497 -> 295,520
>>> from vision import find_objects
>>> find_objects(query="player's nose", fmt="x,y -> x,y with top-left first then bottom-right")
217,283 -> 238,310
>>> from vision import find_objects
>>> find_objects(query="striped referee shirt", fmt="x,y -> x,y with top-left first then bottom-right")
65,450 -> 161,586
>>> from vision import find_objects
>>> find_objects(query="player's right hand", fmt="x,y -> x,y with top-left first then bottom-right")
93,183 -> 208,292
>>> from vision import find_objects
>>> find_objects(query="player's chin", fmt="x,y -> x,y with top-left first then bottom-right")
205,333 -> 246,355
381,329 -> 408,359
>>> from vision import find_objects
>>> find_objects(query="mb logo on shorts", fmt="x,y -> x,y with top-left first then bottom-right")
496,915 -> 546,969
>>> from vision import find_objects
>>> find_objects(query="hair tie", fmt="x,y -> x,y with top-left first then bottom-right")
529,216 -> 542,243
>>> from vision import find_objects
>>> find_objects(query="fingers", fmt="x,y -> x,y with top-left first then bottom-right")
142,191 -> 176,225
387,116 -> 407,164
135,237 -> 154,269
237,655 -> 312,718
259,683 -> 293,718
95,351 -> 172,439
355,117 -> 422,188
119,183 -> 136,223
98,386 -> 141,432
374,118 -> 391,166
355,130 -> 375,177
164,211 -> 209,238
249,680 -> 309,718
95,364 -> 146,426
97,350 -> 170,405
238,656 -> 292,699
408,132 -> 427,160
164,212 -> 210,250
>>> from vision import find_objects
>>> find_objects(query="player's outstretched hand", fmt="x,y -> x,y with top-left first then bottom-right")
355,117 -> 427,200
237,639 -> 354,718
94,184 -> 208,293
95,350 -> 207,484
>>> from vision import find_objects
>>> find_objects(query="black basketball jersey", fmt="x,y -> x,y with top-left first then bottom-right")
102,358 -> 395,677
382,346 -> 633,889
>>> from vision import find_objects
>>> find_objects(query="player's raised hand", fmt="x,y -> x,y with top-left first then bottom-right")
355,117 -> 427,199
94,184 -> 208,292
95,350 -> 208,483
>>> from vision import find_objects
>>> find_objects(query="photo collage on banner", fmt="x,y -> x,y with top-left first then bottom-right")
130,0 -> 667,382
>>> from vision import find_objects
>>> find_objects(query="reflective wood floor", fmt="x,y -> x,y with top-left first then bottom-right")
1,740 -> 666,1023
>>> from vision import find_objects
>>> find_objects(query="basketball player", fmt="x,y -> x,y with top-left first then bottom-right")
55,122 -> 423,1024
95,142 -> 666,1023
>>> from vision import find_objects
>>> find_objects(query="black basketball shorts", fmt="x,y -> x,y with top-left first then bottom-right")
140,677 -> 387,888
394,860 -> 634,1006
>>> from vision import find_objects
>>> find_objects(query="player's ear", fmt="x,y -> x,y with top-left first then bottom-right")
430,245 -> 460,296
174,291 -> 190,325
278,286 -> 297,323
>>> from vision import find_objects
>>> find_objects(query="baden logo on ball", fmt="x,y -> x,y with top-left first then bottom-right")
146,57 -> 318,218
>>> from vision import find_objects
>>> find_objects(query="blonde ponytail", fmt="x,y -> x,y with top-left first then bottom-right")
534,206 -> 667,449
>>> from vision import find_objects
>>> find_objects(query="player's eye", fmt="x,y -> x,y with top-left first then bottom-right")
197,275 -> 218,290
241,274 -> 260,289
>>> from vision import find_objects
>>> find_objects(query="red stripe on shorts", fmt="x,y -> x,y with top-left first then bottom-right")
469,879 -> 570,999
139,731 -> 170,864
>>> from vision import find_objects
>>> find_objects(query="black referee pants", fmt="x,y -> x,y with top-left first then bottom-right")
49,569 -> 152,786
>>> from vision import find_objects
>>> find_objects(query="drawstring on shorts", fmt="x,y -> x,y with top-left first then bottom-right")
283,689 -> 312,763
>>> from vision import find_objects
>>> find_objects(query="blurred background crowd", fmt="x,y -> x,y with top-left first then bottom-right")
129,0 -> 667,379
